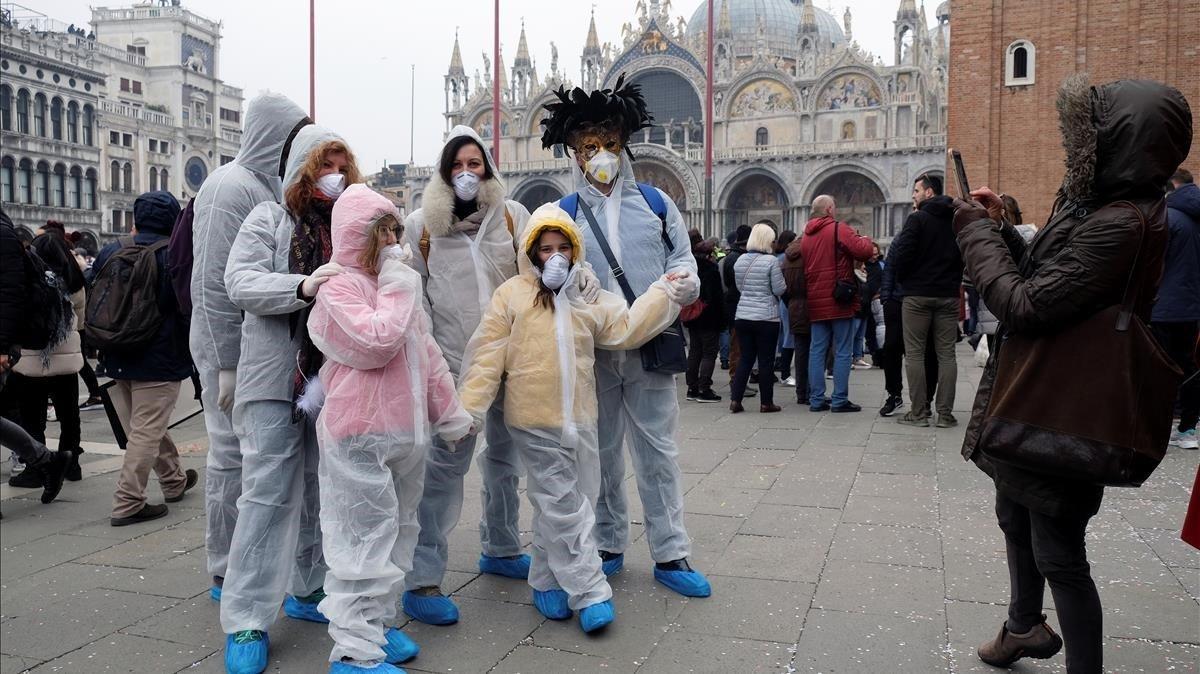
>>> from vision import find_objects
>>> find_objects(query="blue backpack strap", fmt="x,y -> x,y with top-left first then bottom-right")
559,192 -> 580,219
636,182 -> 672,252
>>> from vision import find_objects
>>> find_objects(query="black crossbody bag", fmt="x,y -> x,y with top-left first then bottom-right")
577,199 -> 687,374
832,220 -> 858,305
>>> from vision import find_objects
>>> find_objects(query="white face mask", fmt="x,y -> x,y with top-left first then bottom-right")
453,171 -> 481,201
585,150 -> 620,185
540,252 -> 571,290
316,173 -> 346,199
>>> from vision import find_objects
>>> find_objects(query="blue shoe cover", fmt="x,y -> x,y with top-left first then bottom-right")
211,585 -> 222,602
382,627 -> 419,664
578,600 -> 615,633
225,630 -> 268,674
601,553 -> 624,577
402,590 -> 459,625
478,553 -> 531,579
653,565 -> 712,598
328,661 -> 405,674
532,588 -> 572,620
283,594 -> 330,623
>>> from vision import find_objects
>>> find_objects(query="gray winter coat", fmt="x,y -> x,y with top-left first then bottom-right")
733,252 -> 786,322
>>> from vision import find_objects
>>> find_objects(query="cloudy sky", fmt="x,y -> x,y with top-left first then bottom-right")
33,0 -> 939,171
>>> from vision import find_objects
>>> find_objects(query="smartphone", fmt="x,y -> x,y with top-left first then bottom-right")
950,148 -> 971,198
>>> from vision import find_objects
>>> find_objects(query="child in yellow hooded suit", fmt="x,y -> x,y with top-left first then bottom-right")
458,202 -> 681,634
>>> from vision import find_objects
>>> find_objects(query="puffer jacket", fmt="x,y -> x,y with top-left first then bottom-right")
733,252 -> 785,322
800,216 -> 875,322
14,289 -> 85,377
1151,181 -> 1200,322
957,76 -> 1192,518
781,239 -> 811,335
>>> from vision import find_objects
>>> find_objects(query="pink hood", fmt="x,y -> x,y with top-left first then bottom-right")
331,184 -> 400,270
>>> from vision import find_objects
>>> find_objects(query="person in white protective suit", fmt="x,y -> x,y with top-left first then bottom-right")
458,203 -> 684,633
220,125 -> 361,674
190,92 -> 311,601
538,74 -> 710,597
308,185 -> 473,674
400,125 -> 602,625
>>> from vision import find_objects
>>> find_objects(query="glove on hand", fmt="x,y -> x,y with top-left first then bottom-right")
663,270 -> 700,305
379,251 -> 420,293
300,262 -> 343,298
577,263 -> 601,303
217,369 -> 237,412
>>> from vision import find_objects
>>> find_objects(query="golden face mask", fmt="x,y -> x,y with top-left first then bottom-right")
571,128 -> 624,161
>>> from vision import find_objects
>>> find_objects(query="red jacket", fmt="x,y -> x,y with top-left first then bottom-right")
800,216 -> 875,322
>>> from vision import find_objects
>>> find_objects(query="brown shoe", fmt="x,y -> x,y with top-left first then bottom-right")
977,617 -> 1063,667
760,404 -> 782,413
729,401 -> 744,414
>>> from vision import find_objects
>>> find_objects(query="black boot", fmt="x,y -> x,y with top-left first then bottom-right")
65,447 -> 83,482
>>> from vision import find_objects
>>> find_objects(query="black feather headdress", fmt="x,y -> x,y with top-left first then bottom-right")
539,73 -> 654,153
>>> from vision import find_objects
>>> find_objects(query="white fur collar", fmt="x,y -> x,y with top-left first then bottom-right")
421,177 -> 507,237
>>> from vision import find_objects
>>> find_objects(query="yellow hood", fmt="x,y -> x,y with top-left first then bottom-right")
520,203 -> 586,266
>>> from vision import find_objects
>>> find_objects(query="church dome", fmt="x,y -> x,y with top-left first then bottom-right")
687,0 -> 846,50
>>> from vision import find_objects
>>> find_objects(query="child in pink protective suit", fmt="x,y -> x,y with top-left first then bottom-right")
307,184 -> 473,674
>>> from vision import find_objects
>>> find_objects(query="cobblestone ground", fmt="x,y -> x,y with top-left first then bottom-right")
1,345 -> 1197,673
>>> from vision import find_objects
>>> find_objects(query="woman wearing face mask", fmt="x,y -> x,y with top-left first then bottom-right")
307,185 -> 473,674
220,125 -> 358,674
457,203 -> 683,634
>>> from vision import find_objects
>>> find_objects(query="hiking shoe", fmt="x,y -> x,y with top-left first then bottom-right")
1170,428 -> 1198,450
382,627 -> 419,664
225,630 -> 269,674
686,388 -> 699,401
479,553 -> 531,579
695,389 -> 722,403
165,469 -> 199,503
600,551 -> 624,577
831,402 -> 862,413
110,503 -> 168,527
977,618 -> 1063,667
897,412 -> 931,427
40,450 -> 72,504
532,588 -> 572,620
879,395 -> 903,417
283,592 -> 329,623
936,413 -> 959,428
79,396 -> 104,411
403,588 -> 459,625
579,600 -> 615,633
8,465 -> 44,488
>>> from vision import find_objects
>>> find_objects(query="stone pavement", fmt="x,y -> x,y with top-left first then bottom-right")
1,346 -> 1197,673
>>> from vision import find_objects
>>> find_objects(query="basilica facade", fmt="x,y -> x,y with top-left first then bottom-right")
412,0 -> 949,241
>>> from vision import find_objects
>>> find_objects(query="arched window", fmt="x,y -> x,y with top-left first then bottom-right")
122,162 -> 133,193
1005,40 -> 1036,86
0,157 -> 13,202
15,89 -> 30,134
0,85 -> 10,131
66,102 -> 79,143
17,159 -> 33,202
110,160 -> 120,191
82,105 -> 94,146
149,166 -> 158,191
32,93 -> 46,136
160,168 -> 169,193
50,97 -> 64,140
34,161 -> 50,205
69,166 -> 82,209
52,163 -> 67,207
755,127 -> 769,147
84,168 -> 98,209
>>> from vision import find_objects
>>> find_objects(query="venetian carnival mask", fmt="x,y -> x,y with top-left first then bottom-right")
573,128 -> 625,185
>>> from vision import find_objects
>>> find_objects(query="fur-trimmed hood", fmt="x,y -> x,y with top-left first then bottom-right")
421,125 -> 507,237
1056,74 -> 1192,205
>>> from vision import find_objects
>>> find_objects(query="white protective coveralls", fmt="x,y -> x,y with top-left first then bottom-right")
190,92 -> 310,581
219,125 -> 341,633
458,203 -> 680,609
567,154 -> 699,564
308,185 -> 471,663
401,125 -> 531,590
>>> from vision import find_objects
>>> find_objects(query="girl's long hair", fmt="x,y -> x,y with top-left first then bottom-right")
285,140 -> 363,217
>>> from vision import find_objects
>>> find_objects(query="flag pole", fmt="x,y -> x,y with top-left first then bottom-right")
309,0 -> 316,119
704,0 -> 714,236
492,0 -> 501,163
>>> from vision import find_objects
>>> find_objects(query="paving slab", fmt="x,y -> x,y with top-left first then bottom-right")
490,644 -> 616,673
27,632 -> 214,673
638,630 -> 794,674
0,588 -> 177,660
673,574 -> 813,644
793,609 -> 949,672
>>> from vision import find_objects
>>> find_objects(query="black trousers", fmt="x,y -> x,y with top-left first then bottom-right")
686,326 -> 720,391
881,299 -> 939,400
731,320 -> 780,405
0,372 -> 52,466
996,492 -> 1102,674
792,332 -> 811,402
8,372 -> 80,454
1152,320 -> 1199,432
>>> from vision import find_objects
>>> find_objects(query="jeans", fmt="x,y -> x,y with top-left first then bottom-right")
852,317 -> 868,360
808,318 -> 854,407
685,326 -> 720,391
902,296 -> 959,417
965,285 -> 981,336
1151,321 -> 1199,432
731,320 -> 780,405
996,492 -> 1102,673
718,330 -> 730,364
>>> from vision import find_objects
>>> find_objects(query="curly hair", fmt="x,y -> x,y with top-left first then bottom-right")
285,140 -> 363,217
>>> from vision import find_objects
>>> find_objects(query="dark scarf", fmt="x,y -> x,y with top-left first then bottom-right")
288,195 -> 335,418
453,197 -> 479,222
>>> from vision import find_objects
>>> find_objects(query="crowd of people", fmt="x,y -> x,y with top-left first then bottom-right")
0,73 -> 1196,674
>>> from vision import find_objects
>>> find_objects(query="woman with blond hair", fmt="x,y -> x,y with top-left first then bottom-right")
729,222 -> 786,413
220,125 -> 361,674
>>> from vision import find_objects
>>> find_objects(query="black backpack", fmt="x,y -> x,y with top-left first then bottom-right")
19,246 -> 72,353
85,237 -> 169,351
